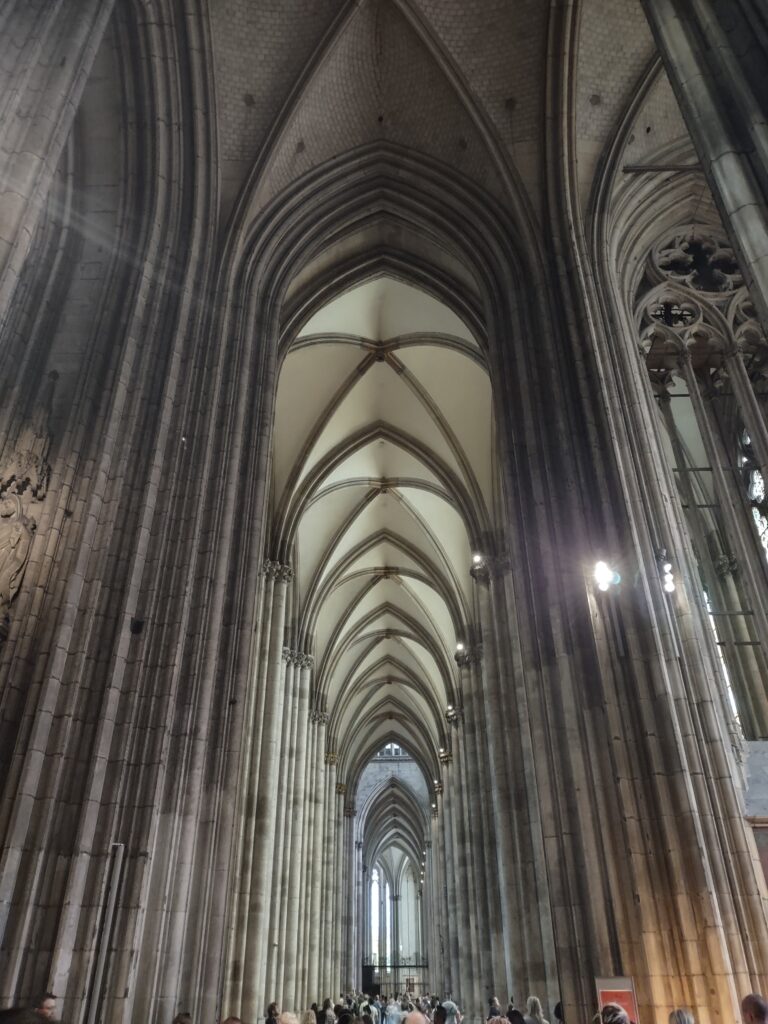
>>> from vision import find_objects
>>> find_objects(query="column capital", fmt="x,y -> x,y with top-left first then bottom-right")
344,802 -> 356,817
325,750 -> 339,765
282,647 -> 314,667
335,782 -> 346,795
262,559 -> 294,583
438,749 -> 452,765
470,555 -> 511,582
444,705 -> 464,726
454,643 -> 482,668
311,708 -> 329,725
714,553 -> 739,578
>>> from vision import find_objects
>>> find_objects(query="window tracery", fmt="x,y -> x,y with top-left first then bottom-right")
634,224 -> 768,738
740,431 -> 768,561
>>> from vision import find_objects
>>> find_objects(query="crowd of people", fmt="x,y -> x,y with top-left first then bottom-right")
1,989 -> 767,1024
249,991 -> 768,1024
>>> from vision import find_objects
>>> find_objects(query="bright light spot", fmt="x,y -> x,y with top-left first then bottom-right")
455,642 -> 465,652
447,704 -> 453,711
594,561 -> 619,590
472,553 -> 483,565
664,579 -> 676,593
663,563 -> 673,573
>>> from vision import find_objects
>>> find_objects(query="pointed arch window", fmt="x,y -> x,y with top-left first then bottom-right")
740,430 -> 768,560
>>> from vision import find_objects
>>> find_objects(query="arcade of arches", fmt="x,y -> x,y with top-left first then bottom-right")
2,3 -> 768,1024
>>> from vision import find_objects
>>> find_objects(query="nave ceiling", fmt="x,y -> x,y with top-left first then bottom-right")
272,273 -> 494,791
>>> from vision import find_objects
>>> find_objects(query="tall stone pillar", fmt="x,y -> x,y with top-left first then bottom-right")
379,875 -> 387,976
334,782 -> 347,994
342,800 -> 357,991
390,891 -> 400,994
320,753 -> 338,999
306,711 -> 328,1003
242,561 -> 293,1020
268,650 -> 300,1002
455,648 -> 496,1006
640,0 -> 768,326
282,653 -> 313,1007
439,752 -> 461,1002
354,839 -> 364,991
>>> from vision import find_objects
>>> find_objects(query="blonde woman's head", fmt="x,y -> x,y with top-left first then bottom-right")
526,998 -> 543,1021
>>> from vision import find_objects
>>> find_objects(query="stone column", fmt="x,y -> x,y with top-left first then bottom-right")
268,650 -> 300,1003
379,874 -> 387,974
331,772 -> 345,997
440,752 -> 461,1003
640,0 -> 768,326
321,754 -> 338,998
390,891 -> 400,994
306,711 -> 328,1002
415,886 -> 423,968
455,648 -> 496,1006
354,839 -> 364,991
225,565 -> 276,1012
282,654 -> 313,1007
426,831 -> 440,994
243,561 -> 293,1019
342,799 -> 357,991
479,556 -> 558,1006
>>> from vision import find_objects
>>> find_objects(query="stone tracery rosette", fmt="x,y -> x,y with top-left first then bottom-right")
638,229 -> 766,370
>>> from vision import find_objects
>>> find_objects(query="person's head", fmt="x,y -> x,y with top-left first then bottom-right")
172,1015 -> 192,1024
268,1005 -> 280,1018
669,1011 -> 693,1024
301,1012 -> 317,1024
600,1005 -> 630,1024
434,1007 -> 448,1024
742,996 -> 768,1024
526,999 -> 543,1021
32,996 -> 55,1020
337,1013 -> 354,1024
553,1004 -> 563,1024
280,1013 -> 299,1024
506,1005 -> 515,1020
490,1000 -> 500,1010
509,1011 -> 526,1024
324,1000 -> 333,1011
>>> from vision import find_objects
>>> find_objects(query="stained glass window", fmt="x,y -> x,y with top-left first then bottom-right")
741,431 -> 768,560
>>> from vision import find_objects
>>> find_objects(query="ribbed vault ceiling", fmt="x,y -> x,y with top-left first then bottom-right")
273,274 -> 495,799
